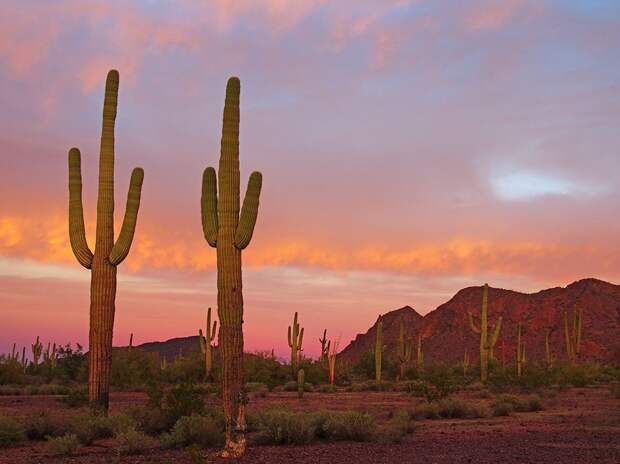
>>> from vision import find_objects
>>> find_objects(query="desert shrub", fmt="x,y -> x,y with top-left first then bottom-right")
349,380 -> 394,392
111,349 -> 159,390
0,385 -> 22,395
412,398 -> 489,420
492,394 -> 543,413
24,411 -> 70,440
244,352 -> 288,390
0,416 -> 25,448
53,344 -> 88,383
0,357 -> 25,385
283,380 -> 314,392
492,401 -> 514,416
245,382 -> 268,393
162,354 -> 205,384
377,410 -> 413,443
115,428 -> 157,455
407,380 -> 453,403
26,384 -> 71,395
128,406 -> 172,435
46,433 -> 80,456
160,415 -> 224,449
317,384 -> 337,393
352,350 -> 398,381
66,415 -> 116,445
317,410 -> 376,442
165,383 -> 205,420
254,408 -> 316,445
59,388 -> 88,408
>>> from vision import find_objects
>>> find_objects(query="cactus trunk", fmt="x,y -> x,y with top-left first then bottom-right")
297,369 -> 305,398
375,316 -> 383,384
468,284 -> 502,382
416,335 -> 424,378
564,306 -> 582,367
516,323 -> 525,377
288,312 -> 304,378
201,78 -> 262,458
396,318 -> 412,380
68,70 -> 144,414
200,307 -> 218,379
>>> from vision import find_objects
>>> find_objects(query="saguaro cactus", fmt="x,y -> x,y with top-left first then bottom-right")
199,307 -> 218,379
544,329 -> 555,368
32,336 -> 42,367
468,284 -> 503,382
564,306 -> 582,367
516,323 -> 526,377
416,335 -> 425,377
463,350 -> 470,377
319,330 -> 330,363
201,77 -> 262,458
288,312 -> 304,378
44,342 -> 57,369
297,369 -> 305,399
128,333 -> 133,352
68,70 -> 144,414
328,339 -> 338,386
396,318 -> 412,380
375,316 -> 383,384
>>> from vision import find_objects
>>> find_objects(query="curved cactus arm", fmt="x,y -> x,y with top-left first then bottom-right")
468,312 -> 481,333
234,171 -> 262,249
109,167 -> 144,265
201,167 -> 218,247
487,316 -> 502,349
298,327 -> 304,351
287,325 -> 293,347
68,148 -> 94,269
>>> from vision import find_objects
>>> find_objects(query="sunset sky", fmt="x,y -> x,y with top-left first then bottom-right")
1,0 -> 619,358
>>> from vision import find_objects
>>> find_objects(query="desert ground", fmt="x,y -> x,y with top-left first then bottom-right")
1,385 -> 618,464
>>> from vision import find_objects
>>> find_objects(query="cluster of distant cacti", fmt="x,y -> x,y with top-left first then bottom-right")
2,337 -> 58,372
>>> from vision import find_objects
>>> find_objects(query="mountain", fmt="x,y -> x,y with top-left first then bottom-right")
339,278 -> 620,366
137,335 -> 205,362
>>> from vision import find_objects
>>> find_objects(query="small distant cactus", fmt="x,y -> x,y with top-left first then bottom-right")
160,357 -> 167,371
128,333 -> 133,352
396,318 -> 412,380
288,312 -> 304,378
544,329 -> 555,368
68,70 -> 144,414
516,323 -> 526,377
375,316 -> 383,384
416,335 -> 424,377
199,307 -> 218,379
463,350 -> 470,377
328,339 -> 339,386
468,284 -> 503,382
564,306 -> 582,367
44,342 -> 58,369
319,330 -> 330,363
297,369 -> 305,399
32,336 -> 43,367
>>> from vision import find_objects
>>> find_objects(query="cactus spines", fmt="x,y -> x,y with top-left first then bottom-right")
564,306 -> 582,367
468,283 -> 503,382
201,77 -> 262,458
396,318 -> 412,380
319,330 -> 330,363
288,312 -> 304,378
544,329 -> 555,368
68,70 -> 144,414
416,335 -> 425,377
375,316 -> 383,384
516,323 -> 526,377
32,336 -> 42,367
297,369 -> 305,399
199,307 -> 218,378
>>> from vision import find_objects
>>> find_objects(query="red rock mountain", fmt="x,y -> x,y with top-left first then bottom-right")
339,279 -> 620,366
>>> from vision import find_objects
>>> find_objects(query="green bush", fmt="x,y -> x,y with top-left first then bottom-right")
254,408 -> 316,445
492,394 -> 543,413
160,415 -> 224,449
0,385 -> 22,395
24,411 -> 70,440
111,349 -> 159,390
317,410 -> 376,442
283,380 -> 314,392
492,401 -> 513,416
115,428 -> 157,455
317,384 -> 337,393
378,410 -> 413,443
0,416 -> 25,448
59,388 -> 88,408
244,351 -> 289,390
412,398 -> 489,420
349,380 -> 394,392
46,433 -> 80,456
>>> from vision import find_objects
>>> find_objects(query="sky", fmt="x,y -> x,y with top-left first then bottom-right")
1,0 -> 619,358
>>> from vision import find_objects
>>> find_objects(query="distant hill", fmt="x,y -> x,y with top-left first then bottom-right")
339,278 -> 620,366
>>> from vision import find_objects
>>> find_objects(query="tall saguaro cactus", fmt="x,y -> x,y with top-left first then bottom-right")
468,284 -> 503,382
375,316 -> 383,384
288,312 -> 304,378
319,330 -> 330,363
199,307 -> 218,379
201,77 -> 262,458
564,306 -> 582,367
516,323 -> 526,377
68,70 -> 144,414
32,336 -> 42,367
544,329 -> 555,368
416,335 -> 425,377
396,318 -> 412,380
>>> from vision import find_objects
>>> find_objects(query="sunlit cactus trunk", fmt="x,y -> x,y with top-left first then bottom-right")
201,77 -> 262,458
328,340 -> 338,386
288,312 -> 304,378
375,316 -> 383,384
544,329 -> 555,368
564,306 -> 582,367
68,70 -> 144,414
468,284 -> 502,382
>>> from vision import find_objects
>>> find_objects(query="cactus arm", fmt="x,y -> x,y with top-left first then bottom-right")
201,167 -> 218,247
109,167 -> 144,265
287,326 -> 293,347
234,171 -> 262,249
211,320 -> 218,341
468,312 -> 481,334
298,327 -> 304,351
68,148 -> 94,269
487,316 -> 503,349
